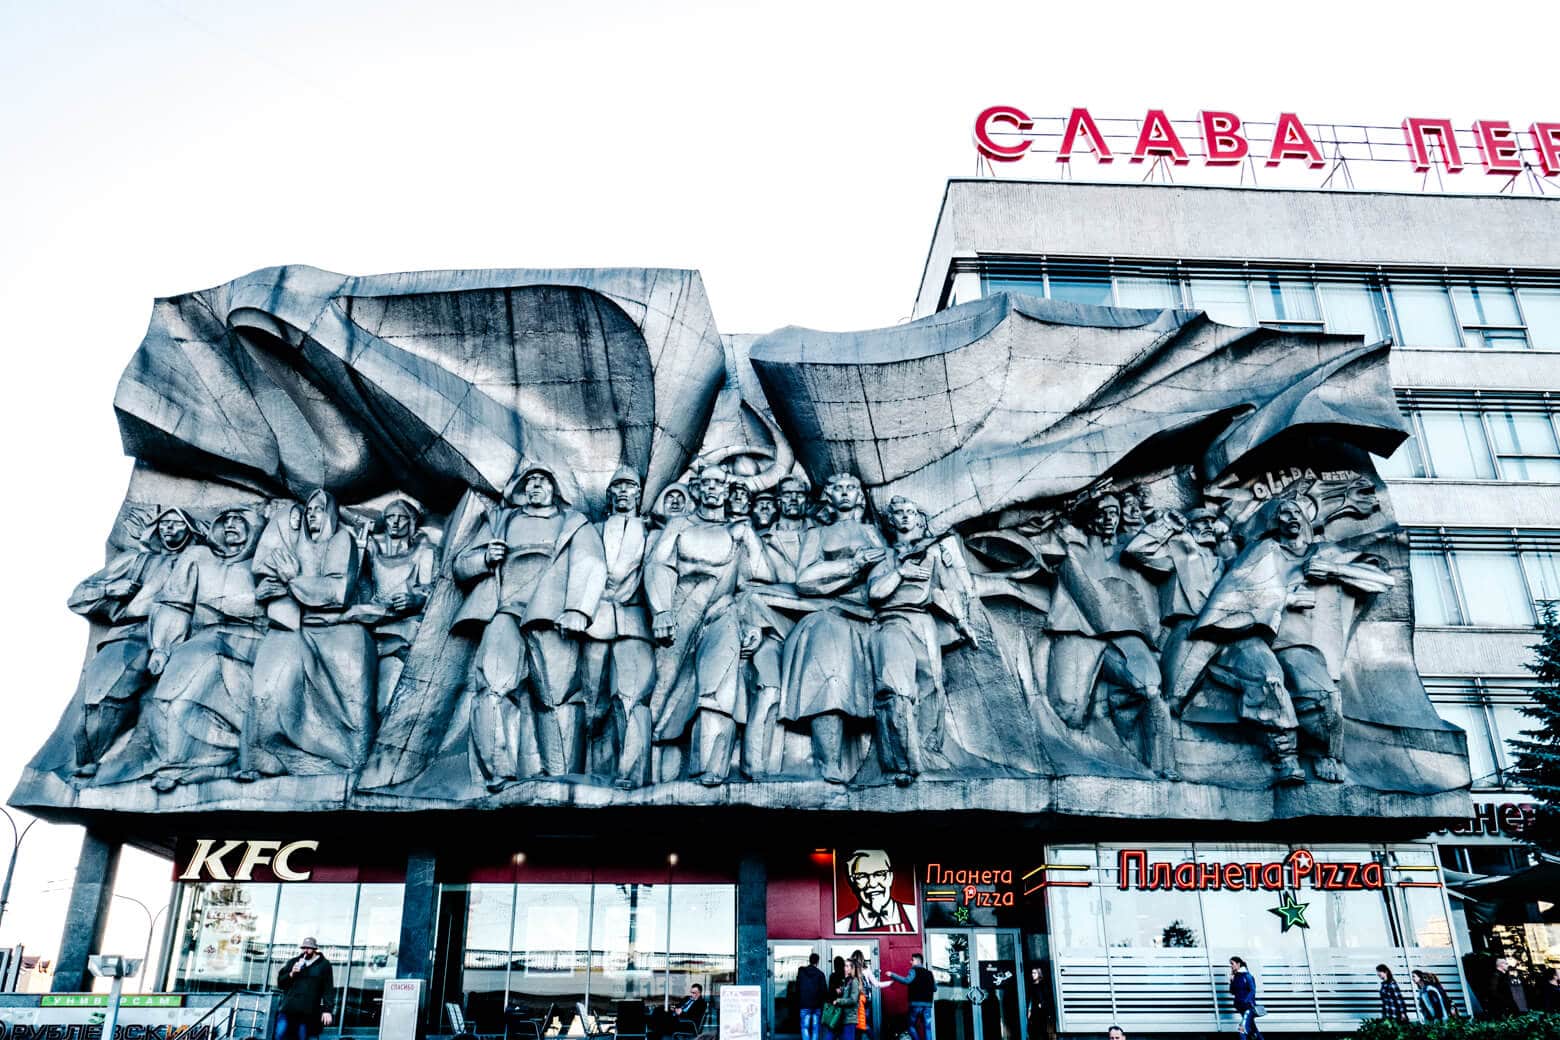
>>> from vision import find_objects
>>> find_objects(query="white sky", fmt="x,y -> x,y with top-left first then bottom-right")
1,0 -> 1555,986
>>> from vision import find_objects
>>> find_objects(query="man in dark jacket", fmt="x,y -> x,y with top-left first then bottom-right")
1489,957 -> 1529,1018
798,954 -> 828,1040
887,954 -> 935,1040
275,937 -> 334,1040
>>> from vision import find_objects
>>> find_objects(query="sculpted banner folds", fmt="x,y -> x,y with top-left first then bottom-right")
12,274 -> 1471,823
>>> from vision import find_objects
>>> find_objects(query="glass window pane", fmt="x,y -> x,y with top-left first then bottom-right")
462,884 -> 516,1032
1044,848 -> 1104,948
1047,274 -> 1113,307
667,886 -> 736,1007
1196,844 -> 1311,957
1377,430 -> 1425,478
1463,328 -> 1531,350
1453,283 -> 1523,327
1452,550 -> 1536,627
1390,283 -> 1462,348
1489,699 -> 1534,775
1099,848 -> 1202,948
1429,694 -> 1498,786
1488,409 -> 1560,455
589,883 -> 663,1015
1390,848 -> 1452,948
172,882 -> 280,992
1410,550 -> 1463,626
1253,276 -> 1320,323
1519,286 -> 1560,350
1418,410 -> 1496,479
1116,275 -> 1180,309
1189,277 -> 1254,326
1306,849 -> 1393,948
1522,550 -> 1560,607
1318,280 -> 1389,341
511,885 -> 591,1030
341,884 -> 404,1034
981,276 -> 1045,299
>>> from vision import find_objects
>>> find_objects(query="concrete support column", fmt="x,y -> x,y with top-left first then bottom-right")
53,828 -> 121,992
736,853 -> 768,1005
395,849 -> 438,983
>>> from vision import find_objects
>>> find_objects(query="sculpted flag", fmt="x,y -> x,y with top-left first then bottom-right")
12,270 -> 1471,823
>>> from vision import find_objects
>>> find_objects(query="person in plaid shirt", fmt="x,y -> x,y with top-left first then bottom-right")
1376,965 -> 1410,1022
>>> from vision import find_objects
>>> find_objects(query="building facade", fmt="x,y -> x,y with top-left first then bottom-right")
18,179 -> 1560,1040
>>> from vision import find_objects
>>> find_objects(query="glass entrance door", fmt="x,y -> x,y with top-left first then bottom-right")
767,940 -> 880,1040
926,930 -> 1026,1040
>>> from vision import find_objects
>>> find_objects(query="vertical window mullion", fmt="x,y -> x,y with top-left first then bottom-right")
1474,679 -> 1506,786
1108,260 -> 1121,307
1442,537 -> 1473,627
1476,405 -> 1504,480
1379,275 -> 1406,348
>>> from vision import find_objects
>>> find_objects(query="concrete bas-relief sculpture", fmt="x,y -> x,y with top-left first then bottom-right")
11,270 -> 1471,821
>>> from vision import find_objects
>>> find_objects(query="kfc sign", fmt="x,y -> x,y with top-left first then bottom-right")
974,107 -> 1560,177
175,839 -> 318,882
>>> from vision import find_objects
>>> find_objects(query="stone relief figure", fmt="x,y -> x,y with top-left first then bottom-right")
652,483 -> 691,527
351,498 -> 437,713
144,507 -> 264,791
1042,492 -> 1180,780
646,467 -> 776,786
750,490 -> 778,532
1174,495 -> 1394,785
245,490 -> 377,779
67,507 -> 199,778
866,497 -> 979,786
778,473 -> 888,783
726,484 -> 754,525
581,467 -> 657,790
1123,505 -> 1226,698
452,461 -> 606,789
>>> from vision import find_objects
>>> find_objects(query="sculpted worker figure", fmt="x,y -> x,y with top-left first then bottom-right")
452,461 -> 606,788
359,497 -> 437,712
145,507 -> 264,791
1177,496 -> 1393,785
646,466 -> 776,786
1044,493 -> 1179,780
248,490 -> 377,778
867,497 -> 978,786
779,473 -> 887,784
581,467 -> 657,789
68,507 -> 199,778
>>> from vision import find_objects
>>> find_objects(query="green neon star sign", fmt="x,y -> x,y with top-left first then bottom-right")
1268,890 -> 1310,932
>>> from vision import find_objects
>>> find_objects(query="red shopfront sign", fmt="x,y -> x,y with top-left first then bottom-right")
974,106 -> 1560,177
1117,848 -> 1389,892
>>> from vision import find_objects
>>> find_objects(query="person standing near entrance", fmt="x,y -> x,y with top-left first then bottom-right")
833,960 -> 863,1040
887,953 -> 934,1040
798,952 -> 829,1040
1228,957 -> 1263,1040
275,937 -> 334,1040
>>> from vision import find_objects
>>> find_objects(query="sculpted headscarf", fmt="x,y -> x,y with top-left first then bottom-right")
139,506 -> 200,553
207,507 -> 262,562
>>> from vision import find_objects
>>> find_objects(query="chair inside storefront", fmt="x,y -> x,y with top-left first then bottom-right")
612,1000 -> 647,1040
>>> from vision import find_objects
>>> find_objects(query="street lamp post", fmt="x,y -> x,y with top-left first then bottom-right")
112,895 -> 170,992
0,807 -> 39,937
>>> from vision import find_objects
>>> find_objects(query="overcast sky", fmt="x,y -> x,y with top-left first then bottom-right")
1,0 -> 1555,985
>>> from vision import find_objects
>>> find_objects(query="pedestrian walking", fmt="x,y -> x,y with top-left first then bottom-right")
1542,966 -> 1560,1012
275,937 -> 334,1040
1376,965 -> 1409,1022
1489,957 -> 1529,1018
1228,957 -> 1264,1040
1411,970 -> 1452,1022
850,950 -> 886,1040
798,953 -> 828,1040
887,953 -> 934,1040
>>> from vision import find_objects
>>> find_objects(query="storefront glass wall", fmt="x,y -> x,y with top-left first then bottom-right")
169,882 -> 404,1036
439,883 -> 734,1035
1046,844 -> 1465,1034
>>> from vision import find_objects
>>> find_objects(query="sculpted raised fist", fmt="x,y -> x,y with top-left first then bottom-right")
485,540 -> 508,567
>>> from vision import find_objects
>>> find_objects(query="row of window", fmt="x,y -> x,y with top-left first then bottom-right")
980,260 -> 1560,352
1381,394 -> 1560,482
1409,531 -> 1560,628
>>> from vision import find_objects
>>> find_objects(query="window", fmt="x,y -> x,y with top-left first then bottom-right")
1048,272 -> 1114,307
1389,394 -> 1560,483
1317,280 -> 1390,341
1389,283 -> 1462,348
1252,275 -> 1322,328
1115,273 -> 1181,309
1426,677 -> 1539,789
1407,530 -> 1560,628
1188,277 -> 1255,326
1521,287 -> 1560,350
1452,283 -> 1528,349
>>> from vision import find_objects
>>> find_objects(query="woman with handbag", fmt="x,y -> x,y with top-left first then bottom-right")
826,960 -> 861,1040
1229,957 -> 1264,1040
